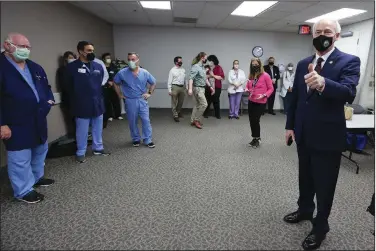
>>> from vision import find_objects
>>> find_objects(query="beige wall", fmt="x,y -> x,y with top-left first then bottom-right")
0,1 -> 114,167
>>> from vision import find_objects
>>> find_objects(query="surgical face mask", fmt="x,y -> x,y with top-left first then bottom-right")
313,35 -> 334,52
252,65 -> 260,73
177,62 -> 183,67
128,60 -> 138,69
67,58 -> 75,64
208,61 -> 214,67
86,52 -> 95,61
11,44 -> 30,61
105,59 -> 111,64
233,64 -> 239,70
287,67 -> 293,71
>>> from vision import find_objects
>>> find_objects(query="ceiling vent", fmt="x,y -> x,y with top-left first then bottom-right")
173,17 -> 197,24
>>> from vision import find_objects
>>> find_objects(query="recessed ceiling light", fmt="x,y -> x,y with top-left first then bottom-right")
140,1 -> 171,10
306,8 -> 367,23
231,1 -> 278,17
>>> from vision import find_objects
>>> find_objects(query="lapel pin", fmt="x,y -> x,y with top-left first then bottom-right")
329,61 -> 333,64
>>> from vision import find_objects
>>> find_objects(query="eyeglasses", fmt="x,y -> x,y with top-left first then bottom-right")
9,42 -> 31,50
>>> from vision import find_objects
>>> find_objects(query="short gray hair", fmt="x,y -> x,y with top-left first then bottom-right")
313,19 -> 341,34
128,52 -> 139,58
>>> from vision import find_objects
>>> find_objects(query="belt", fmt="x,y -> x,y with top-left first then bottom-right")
172,84 -> 184,87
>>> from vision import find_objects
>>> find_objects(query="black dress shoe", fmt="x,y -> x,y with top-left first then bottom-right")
269,112 -> 276,115
302,232 -> 326,250
283,211 -> 313,223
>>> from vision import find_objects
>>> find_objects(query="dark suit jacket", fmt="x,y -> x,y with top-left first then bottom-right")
285,48 -> 360,152
0,54 -> 54,151
263,65 -> 280,86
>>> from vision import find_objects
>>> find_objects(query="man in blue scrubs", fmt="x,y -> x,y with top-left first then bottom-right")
65,41 -> 110,163
113,52 -> 156,148
0,33 -> 55,203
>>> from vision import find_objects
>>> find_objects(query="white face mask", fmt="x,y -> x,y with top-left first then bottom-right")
234,64 -> 239,69
208,61 -> 214,67
67,59 -> 75,64
128,60 -> 139,69
105,59 -> 111,64
287,67 -> 293,71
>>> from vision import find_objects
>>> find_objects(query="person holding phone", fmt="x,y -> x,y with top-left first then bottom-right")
245,58 -> 274,148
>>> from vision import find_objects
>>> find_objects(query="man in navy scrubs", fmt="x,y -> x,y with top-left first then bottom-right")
65,41 -> 110,163
0,33 -> 55,203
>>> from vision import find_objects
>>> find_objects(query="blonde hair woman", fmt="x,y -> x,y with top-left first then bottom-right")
245,58 -> 274,148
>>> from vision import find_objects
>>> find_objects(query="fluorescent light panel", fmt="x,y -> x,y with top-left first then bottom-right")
140,1 -> 171,10
306,8 -> 367,23
231,1 -> 278,17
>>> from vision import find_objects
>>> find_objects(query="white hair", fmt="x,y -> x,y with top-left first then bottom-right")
313,19 -> 341,34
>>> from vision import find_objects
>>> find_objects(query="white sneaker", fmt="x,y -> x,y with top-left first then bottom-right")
118,116 -> 123,120
108,117 -> 113,122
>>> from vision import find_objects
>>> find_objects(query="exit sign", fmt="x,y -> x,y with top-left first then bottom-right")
298,25 -> 312,35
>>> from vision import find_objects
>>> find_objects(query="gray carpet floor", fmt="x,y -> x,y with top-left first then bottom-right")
0,109 -> 374,250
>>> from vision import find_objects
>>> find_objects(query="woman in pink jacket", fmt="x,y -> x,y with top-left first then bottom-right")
245,58 -> 274,148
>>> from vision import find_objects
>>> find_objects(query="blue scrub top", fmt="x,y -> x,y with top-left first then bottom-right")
114,67 -> 156,99
6,55 -> 40,102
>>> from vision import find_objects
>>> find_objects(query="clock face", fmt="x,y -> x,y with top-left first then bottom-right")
252,46 -> 263,58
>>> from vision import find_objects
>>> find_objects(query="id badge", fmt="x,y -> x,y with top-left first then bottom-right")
78,68 -> 86,74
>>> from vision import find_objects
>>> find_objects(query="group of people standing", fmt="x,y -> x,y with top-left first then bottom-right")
167,53 -> 296,148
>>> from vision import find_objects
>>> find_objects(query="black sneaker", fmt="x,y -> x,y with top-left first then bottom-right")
147,142 -> 155,148
17,190 -> 44,204
174,117 -> 180,122
133,141 -> 140,147
34,178 -> 55,188
76,155 -> 86,163
93,150 -> 111,156
248,138 -> 260,148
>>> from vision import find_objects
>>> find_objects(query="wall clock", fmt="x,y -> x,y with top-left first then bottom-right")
252,46 -> 263,58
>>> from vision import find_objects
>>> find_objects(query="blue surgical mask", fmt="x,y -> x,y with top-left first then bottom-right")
12,46 -> 30,61
128,60 -> 138,69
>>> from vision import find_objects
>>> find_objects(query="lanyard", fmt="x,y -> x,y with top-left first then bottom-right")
234,70 -> 238,80
252,78 -> 259,88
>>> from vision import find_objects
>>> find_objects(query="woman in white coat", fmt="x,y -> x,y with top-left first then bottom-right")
227,60 -> 247,119
280,63 -> 295,114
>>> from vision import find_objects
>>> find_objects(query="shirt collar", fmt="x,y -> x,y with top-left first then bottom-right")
315,46 -> 335,62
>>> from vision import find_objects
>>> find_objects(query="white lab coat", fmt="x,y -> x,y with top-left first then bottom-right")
227,69 -> 246,94
280,71 -> 295,97
93,58 -> 109,86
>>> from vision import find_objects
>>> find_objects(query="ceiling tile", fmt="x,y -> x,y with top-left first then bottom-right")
270,2 -> 318,12
197,1 -> 242,26
257,10 -> 293,20
145,9 -> 173,25
217,15 -> 250,29
173,1 -> 206,18
174,22 -> 196,27
107,1 -> 143,14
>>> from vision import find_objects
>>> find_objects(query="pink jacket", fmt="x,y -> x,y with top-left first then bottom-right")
246,72 -> 274,104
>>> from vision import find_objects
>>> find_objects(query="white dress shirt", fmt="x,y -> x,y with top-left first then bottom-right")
167,66 -> 186,92
227,69 -> 246,94
308,47 -> 336,91
93,58 -> 109,86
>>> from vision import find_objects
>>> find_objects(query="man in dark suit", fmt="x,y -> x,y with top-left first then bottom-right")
284,19 -> 360,250
263,56 -> 280,115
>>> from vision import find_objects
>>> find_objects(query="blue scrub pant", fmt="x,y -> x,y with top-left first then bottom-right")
7,142 -> 48,198
76,115 -> 104,156
125,98 -> 152,144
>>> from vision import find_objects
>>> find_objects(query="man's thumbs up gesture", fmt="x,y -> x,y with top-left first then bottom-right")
304,63 -> 325,91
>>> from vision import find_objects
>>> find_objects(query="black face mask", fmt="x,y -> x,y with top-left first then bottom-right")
252,65 -> 260,72
86,53 -> 95,61
202,59 -> 207,64
269,62 -> 274,66
313,35 -> 333,52
177,62 -> 183,66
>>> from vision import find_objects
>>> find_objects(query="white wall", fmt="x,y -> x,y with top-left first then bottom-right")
114,25 -> 313,109
339,19 -> 374,108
